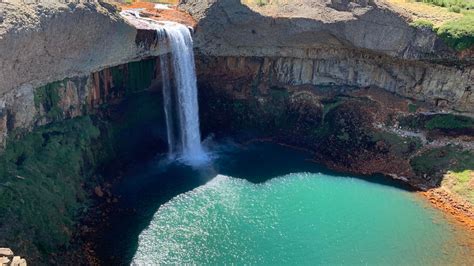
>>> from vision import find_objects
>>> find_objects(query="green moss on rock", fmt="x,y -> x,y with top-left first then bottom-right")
0,116 -> 102,260
34,81 -> 64,121
126,59 -> 156,93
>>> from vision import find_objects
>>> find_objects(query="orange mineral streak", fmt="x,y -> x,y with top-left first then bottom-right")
420,188 -> 474,233
119,1 -> 197,28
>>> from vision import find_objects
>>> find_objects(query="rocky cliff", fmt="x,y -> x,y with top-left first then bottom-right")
0,0 -> 472,263
181,0 -> 473,220
181,0 -> 473,113
0,0 -> 170,148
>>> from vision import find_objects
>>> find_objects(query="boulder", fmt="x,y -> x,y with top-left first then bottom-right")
0,248 -> 13,257
0,257 -> 10,265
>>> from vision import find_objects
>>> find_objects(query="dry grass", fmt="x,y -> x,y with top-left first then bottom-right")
442,170 -> 474,205
387,0 -> 463,26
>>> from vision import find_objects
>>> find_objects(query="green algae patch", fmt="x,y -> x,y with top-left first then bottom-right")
126,59 -> 156,93
0,116 -> 102,259
34,80 -> 64,121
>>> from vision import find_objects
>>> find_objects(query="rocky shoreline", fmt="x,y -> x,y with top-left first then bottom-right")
422,187 -> 474,231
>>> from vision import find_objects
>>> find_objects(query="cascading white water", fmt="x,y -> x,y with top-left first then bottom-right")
160,54 -> 176,155
160,22 -> 208,164
120,11 -> 208,164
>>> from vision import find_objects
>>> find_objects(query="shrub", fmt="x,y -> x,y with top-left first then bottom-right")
255,0 -> 268,6
425,114 -> 474,130
410,19 -> 435,29
422,0 -> 473,10
437,15 -> 474,50
448,5 -> 461,12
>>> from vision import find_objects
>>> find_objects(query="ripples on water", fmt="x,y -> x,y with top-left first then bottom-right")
132,169 -> 474,265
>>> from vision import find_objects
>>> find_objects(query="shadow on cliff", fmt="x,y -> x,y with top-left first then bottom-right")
188,0 -> 451,60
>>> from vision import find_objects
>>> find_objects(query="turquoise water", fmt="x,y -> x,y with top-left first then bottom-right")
131,145 -> 474,265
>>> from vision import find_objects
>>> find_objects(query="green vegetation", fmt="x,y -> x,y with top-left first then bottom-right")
411,146 -> 474,181
416,0 -> 474,10
408,103 -> 419,113
410,19 -> 435,29
34,80 -> 64,121
408,0 -> 474,50
448,5 -> 462,12
437,15 -> 474,50
425,114 -> 474,130
399,113 -> 474,133
371,131 -> 422,155
410,16 -> 474,51
0,117 -> 102,257
255,0 -> 269,6
444,170 -> 474,204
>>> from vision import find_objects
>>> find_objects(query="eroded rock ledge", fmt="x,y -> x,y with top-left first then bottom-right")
181,0 -> 473,113
0,0 -> 472,263
0,0 -> 171,148
0,0 -> 169,95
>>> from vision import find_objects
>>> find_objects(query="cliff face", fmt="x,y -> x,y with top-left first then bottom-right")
0,0 -> 169,94
181,0 -> 473,113
181,0 -> 456,59
197,54 -> 473,112
183,0 -> 474,191
0,0 -> 169,147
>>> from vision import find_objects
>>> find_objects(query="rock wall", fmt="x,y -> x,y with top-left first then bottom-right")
0,1 -> 170,148
197,54 -> 474,113
182,0 -> 473,114
180,0 -> 457,60
0,57 -> 166,264
0,1 -> 169,95
0,56 -> 163,148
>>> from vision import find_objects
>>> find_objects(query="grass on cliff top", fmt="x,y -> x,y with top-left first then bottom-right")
442,170 -> 474,205
390,0 -> 474,50
436,14 -> 474,50
416,0 -> 474,10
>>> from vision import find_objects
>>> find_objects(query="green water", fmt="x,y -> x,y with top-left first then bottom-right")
131,155 -> 474,264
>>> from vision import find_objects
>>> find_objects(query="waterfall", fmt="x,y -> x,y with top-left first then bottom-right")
120,11 -> 208,165
160,54 -> 176,155
161,23 -> 207,164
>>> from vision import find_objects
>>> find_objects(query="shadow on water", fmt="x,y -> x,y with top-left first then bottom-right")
95,139 -> 415,265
